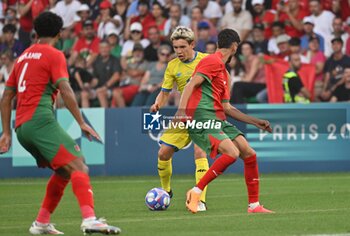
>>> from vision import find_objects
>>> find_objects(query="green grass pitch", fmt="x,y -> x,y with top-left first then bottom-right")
0,173 -> 349,236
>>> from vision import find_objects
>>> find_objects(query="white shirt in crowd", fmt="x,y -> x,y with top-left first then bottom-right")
203,1 -> 223,21
52,0 -> 81,28
310,10 -> 335,43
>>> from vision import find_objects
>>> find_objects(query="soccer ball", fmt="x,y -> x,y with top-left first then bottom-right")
145,187 -> 171,211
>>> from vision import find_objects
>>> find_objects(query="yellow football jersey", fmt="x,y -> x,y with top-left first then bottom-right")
161,51 -> 208,93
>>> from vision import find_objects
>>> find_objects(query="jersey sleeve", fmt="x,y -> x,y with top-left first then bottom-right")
161,64 -> 174,92
50,51 -> 69,87
5,70 -> 16,91
193,57 -> 217,83
222,72 -> 230,103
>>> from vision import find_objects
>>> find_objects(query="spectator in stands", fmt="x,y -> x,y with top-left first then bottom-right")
346,17 -> 350,56
164,4 -> 190,38
56,26 -> 75,58
227,54 -> 245,86
286,37 -> 309,63
251,23 -> 269,55
276,0 -> 307,38
97,0 -> 122,39
114,0 -> 129,25
0,51 -> 14,99
4,6 -> 18,26
127,0 -> 156,39
251,0 -> 276,39
282,53 -> 310,103
268,21 -> 285,55
87,0 -> 103,20
304,36 -> 326,102
198,0 -> 223,27
52,0 -> 81,29
231,41 -> 266,104
190,6 -> 217,39
0,24 -> 24,58
144,26 -> 172,62
18,0 -> 51,49
179,0 -> 197,18
106,29 -> 122,58
121,22 -> 150,69
69,56 -> 97,108
309,0 -> 335,48
131,45 -> 171,106
93,41 -> 122,108
275,34 -> 291,59
194,21 -> 217,53
112,43 -> 147,107
330,67 -> 350,102
321,38 -> 350,101
300,16 -> 325,54
221,0 -> 252,42
205,41 -> 217,54
151,1 -> 167,38
74,4 -> 97,38
330,17 -> 348,53
69,20 -> 100,69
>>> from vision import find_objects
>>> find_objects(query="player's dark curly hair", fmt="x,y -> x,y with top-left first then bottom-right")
217,29 -> 241,49
34,12 -> 63,38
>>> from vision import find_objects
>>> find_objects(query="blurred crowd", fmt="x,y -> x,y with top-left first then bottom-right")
0,0 -> 349,107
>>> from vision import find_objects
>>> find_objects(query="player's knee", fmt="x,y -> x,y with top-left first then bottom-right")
241,147 -> 256,159
64,158 -> 89,175
194,149 -> 206,159
158,147 -> 172,161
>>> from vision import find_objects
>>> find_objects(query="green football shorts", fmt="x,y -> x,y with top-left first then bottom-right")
16,118 -> 83,170
188,120 -> 243,158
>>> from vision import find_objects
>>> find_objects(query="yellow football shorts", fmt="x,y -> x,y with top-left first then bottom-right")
159,126 -> 191,151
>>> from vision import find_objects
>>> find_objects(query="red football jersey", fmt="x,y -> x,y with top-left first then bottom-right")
6,44 -> 69,128
186,51 -> 230,121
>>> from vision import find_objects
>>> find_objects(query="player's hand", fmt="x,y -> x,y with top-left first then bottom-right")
256,119 -> 272,133
80,123 -> 102,142
150,103 -> 160,112
0,134 -> 11,154
172,110 -> 188,124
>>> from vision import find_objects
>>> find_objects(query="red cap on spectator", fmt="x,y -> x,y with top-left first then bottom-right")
100,0 -> 112,9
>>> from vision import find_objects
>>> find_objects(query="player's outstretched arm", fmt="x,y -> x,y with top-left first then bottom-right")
0,89 -> 16,153
58,80 -> 101,141
150,91 -> 170,112
223,102 -> 272,133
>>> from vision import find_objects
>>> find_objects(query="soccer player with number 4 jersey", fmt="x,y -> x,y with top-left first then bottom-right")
0,12 -> 120,235
176,28 -> 274,214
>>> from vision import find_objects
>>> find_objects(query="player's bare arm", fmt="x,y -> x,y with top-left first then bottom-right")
58,80 -> 101,141
223,102 -> 272,133
150,90 -> 170,112
0,89 -> 16,153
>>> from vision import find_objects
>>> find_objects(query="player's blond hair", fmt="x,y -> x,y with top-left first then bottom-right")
170,26 -> 195,44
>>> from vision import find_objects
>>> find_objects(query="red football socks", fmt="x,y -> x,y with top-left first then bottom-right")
71,171 -> 95,219
197,154 -> 237,190
244,154 -> 260,203
36,174 -> 69,224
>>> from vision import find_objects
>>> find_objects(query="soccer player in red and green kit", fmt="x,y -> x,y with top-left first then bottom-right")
176,28 -> 275,214
0,12 -> 121,235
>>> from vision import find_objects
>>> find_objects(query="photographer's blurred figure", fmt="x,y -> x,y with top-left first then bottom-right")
283,53 -> 310,103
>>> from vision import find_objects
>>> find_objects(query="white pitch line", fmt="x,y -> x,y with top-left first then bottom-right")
0,175 -> 350,186
0,207 -> 349,230
300,234 -> 350,236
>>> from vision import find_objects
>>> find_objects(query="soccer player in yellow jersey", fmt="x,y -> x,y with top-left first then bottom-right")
150,26 -> 209,211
